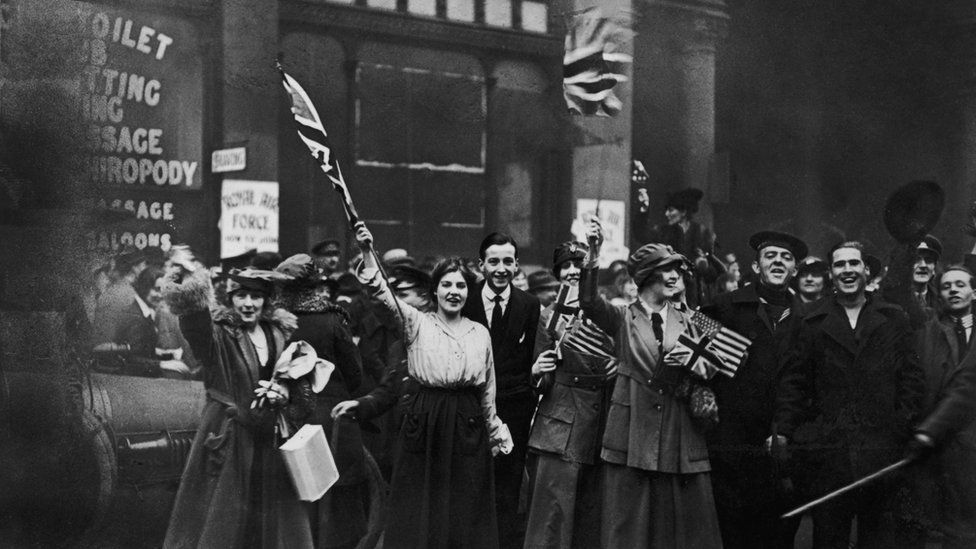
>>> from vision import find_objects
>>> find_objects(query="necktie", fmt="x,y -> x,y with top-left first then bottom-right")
491,294 -> 504,342
956,316 -> 969,353
651,312 -> 664,355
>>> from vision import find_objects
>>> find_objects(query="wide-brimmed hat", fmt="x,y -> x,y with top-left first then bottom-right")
883,180 -> 944,244
748,230 -> 808,260
665,188 -> 705,214
225,268 -> 292,296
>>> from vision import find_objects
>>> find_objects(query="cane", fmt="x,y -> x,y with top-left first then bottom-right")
781,458 -> 910,518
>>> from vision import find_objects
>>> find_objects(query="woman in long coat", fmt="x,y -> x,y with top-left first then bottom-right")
275,254 -> 369,549
580,218 -> 723,548
333,223 -> 513,549
162,267 -> 315,549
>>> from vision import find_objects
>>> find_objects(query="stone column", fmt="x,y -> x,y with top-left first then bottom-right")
632,0 -> 727,226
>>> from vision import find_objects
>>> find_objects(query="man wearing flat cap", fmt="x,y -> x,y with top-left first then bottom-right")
523,240 -> 617,548
311,238 -> 343,278
527,270 -> 561,309
699,229 -> 808,548
795,256 -> 829,304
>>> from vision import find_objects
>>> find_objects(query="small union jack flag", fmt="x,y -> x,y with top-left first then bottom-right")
690,311 -> 751,377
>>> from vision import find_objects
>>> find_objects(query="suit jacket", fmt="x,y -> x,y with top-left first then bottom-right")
776,294 -> 925,487
462,282 -> 540,400
580,267 -> 711,474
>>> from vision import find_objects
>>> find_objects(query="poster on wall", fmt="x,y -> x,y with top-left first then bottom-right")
220,179 -> 279,258
571,198 -> 629,268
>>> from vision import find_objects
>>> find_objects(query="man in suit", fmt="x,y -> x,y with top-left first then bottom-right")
462,232 -> 540,549
701,230 -> 808,548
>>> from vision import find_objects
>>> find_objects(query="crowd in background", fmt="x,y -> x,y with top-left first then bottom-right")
61,186 -> 976,549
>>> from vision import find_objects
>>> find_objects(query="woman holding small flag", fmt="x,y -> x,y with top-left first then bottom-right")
332,222 -> 513,549
580,218 -> 723,548
522,240 -> 617,549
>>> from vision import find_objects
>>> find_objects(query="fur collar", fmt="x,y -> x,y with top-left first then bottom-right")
212,305 -> 298,339
275,287 -> 351,323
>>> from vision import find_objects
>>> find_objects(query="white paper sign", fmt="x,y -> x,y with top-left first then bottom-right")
211,146 -> 247,173
571,199 -> 629,268
220,179 -> 279,258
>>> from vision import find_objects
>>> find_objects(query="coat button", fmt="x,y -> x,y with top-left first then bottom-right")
592,403 -> 599,410
654,404 -> 663,411
647,379 -> 654,385
468,418 -> 477,426
657,388 -> 665,395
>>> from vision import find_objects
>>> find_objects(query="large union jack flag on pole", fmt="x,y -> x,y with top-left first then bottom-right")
563,8 -> 633,117
277,62 -> 360,226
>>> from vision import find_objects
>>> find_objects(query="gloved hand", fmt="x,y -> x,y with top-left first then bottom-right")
904,433 -> 935,463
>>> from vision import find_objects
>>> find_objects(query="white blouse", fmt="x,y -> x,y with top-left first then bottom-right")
361,268 -> 513,453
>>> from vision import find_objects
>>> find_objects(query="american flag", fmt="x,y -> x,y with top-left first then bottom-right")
278,62 -> 360,225
690,311 -> 751,377
563,8 -> 632,117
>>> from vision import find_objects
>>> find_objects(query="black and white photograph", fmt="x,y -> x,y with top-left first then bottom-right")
2,0 -> 976,547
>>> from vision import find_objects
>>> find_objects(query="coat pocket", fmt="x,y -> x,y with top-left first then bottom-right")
529,401 -> 576,454
455,411 -> 487,455
401,411 -> 429,453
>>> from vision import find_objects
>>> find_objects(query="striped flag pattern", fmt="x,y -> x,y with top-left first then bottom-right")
563,8 -> 632,117
545,284 -> 616,375
278,62 -> 360,224
690,311 -> 751,377
667,332 -> 723,379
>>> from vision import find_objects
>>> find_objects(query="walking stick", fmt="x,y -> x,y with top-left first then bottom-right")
780,458 -> 910,518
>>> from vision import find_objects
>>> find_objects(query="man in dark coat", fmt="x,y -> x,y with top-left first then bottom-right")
909,265 -> 976,548
700,230 -> 808,548
774,240 -> 926,549
461,232 -> 540,549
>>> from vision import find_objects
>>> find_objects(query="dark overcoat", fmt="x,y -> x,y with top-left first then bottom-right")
776,295 -> 926,492
911,315 -> 976,540
163,274 -> 313,549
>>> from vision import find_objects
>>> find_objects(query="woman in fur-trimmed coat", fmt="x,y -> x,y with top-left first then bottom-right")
276,254 -> 369,549
162,268 -> 316,549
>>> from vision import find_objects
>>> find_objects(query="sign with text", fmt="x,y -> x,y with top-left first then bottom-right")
571,199 -> 629,268
220,180 -> 279,258
212,146 -> 247,173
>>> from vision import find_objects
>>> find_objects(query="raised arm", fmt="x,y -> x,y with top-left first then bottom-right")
353,222 -> 423,344
579,216 -> 624,336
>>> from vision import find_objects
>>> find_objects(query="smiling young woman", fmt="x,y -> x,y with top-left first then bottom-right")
331,222 -> 513,549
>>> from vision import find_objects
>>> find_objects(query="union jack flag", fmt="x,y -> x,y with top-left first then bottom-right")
563,8 -> 632,117
544,283 -> 615,375
666,331 -> 723,379
278,62 -> 359,225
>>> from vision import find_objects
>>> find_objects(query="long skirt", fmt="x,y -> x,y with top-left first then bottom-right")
384,385 -> 498,549
523,453 -> 603,549
601,463 -> 722,549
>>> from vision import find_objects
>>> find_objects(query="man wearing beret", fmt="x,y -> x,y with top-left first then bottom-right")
523,241 -> 616,548
700,230 -> 808,548
775,240 -> 925,548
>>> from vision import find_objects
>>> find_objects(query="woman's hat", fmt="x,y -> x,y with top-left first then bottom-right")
628,243 -> 688,288
226,268 -> 292,296
665,188 -> 705,214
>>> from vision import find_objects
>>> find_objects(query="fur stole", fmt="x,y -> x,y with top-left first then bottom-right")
276,287 -> 351,324
162,268 -> 213,315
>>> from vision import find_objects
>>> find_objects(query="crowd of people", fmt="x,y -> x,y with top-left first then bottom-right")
64,186 -> 976,549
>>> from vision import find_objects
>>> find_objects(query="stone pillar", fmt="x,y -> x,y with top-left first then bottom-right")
219,0 -> 279,181
632,0 -> 727,226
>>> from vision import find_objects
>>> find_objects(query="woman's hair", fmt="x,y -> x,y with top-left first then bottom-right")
429,257 -> 475,308
133,265 -> 164,300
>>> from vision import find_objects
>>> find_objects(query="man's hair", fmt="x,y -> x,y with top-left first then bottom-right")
134,265 -> 164,300
828,240 -> 865,262
941,265 -> 975,288
478,232 -> 519,260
